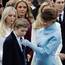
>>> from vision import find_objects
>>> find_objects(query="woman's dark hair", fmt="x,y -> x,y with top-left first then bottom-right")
41,8 -> 58,21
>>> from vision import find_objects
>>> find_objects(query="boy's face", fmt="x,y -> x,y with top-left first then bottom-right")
16,27 -> 28,37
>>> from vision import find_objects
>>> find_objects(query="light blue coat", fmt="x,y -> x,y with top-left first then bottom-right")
22,22 -> 62,65
30,22 -> 62,65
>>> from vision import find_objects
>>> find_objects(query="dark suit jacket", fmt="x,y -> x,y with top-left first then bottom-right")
60,9 -> 65,53
2,31 -> 25,65
61,11 -> 65,65
31,5 -> 40,19
2,0 -> 9,7
60,9 -> 65,65
56,9 -> 65,65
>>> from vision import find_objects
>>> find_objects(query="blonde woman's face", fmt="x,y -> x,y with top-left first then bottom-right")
16,2 -> 27,17
5,10 -> 16,27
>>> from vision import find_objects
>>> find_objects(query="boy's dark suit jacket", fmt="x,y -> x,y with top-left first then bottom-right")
2,31 -> 26,65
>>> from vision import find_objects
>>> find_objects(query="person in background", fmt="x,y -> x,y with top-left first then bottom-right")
0,6 -> 17,65
32,0 -> 39,7
23,0 -> 36,20
5,0 -> 16,7
5,0 -> 21,7
32,0 -> 40,19
2,18 -> 30,65
0,3 -> 3,20
50,0 -> 65,65
2,0 -> 9,7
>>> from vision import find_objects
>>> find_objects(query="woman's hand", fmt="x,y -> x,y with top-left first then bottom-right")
59,53 -> 65,60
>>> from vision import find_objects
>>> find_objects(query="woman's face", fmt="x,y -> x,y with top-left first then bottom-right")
5,10 -> 16,27
16,2 -> 27,18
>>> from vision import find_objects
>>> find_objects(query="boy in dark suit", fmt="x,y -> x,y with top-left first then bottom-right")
2,18 -> 30,65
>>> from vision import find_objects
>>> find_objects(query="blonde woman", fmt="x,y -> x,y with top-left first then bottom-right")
0,6 -> 17,37
0,6 -> 17,65
30,2 -> 62,65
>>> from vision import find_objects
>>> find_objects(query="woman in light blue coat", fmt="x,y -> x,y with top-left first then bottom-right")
21,2 -> 62,65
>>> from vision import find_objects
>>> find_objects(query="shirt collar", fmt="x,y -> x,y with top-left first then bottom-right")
59,11 -> 64,16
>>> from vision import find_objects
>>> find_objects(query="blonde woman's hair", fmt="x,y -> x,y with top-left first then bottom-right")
32,2 -> 50,29
0,6 -> 17,37
32,2 -> 57,29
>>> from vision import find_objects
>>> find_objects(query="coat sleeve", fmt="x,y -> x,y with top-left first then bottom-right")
30,25 -> 62,56
24,36 -> 61,56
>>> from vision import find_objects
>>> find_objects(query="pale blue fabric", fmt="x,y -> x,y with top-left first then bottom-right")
22,22 -> 62,65
31,22 -> 62,65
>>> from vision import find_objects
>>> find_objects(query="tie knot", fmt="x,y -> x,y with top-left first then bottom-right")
20,37 -> 22,39
20,37 -> 22,42
59,14 -> 62,22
